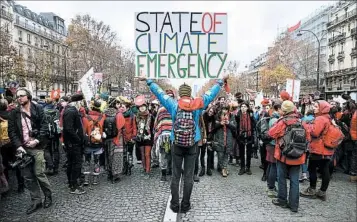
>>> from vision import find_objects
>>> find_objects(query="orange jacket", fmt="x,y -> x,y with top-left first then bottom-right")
268,113 -> 307,165
123,115 -> 137,143
113,112 -> 126,146
309,101 -> 333,156
351,111 -> 357,141
82,110 -> 106,139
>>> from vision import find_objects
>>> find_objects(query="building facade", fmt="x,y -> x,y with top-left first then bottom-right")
325,0 -> 357,100
1,0 -> 72,97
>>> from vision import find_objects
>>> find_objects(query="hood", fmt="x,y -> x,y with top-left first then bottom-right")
104,107 -> 117,117
178,97 -> 204,111
317,100 -> 331,115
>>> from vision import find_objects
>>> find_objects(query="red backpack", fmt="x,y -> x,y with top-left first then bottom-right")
322,120 -> 345,149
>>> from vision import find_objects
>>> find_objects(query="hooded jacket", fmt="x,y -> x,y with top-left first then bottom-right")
308,100 -> 333,157
146,79 -> 223,143
104,108 -> 125,146
63,105 -> 84,145
268,113 -> 308,165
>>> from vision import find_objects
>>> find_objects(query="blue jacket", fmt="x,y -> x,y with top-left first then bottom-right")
301,114 -> 314,123
146,79 -> 223,142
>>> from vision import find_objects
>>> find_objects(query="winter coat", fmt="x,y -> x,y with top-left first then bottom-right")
235,110 -> 255,144
308,101 -> 334,157
63,105 -> 84,145
8,102 -> 49,150
268,112 -> 280,146
134,112 -> 154,146
268,113 -> 308,165
212,114 -> 236,152
104,108 -> 125,146
146,79 -> 223,143
123,110 -> 137,143
203,111 -> 215,142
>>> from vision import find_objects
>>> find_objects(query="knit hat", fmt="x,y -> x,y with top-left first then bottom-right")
70,93 -> 84,102
281,100 -> 295,114
179,83 -> 192,97
92,100 -> 101,110
280,91 -> 290,101
134,95 -> 146,107
261,98 -> 270,106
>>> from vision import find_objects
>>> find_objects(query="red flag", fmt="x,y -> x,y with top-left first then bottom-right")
288,21 -> 301,32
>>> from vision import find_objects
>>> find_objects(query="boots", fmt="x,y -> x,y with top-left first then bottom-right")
199,167 -> 205,177
350,175 -> 357,182
83,173 -> 90,186
92,174 -> 99,185
160,170 -> 167,182
228,156 -> 233,165
300,187 -> 316,198
316,190 -> 326,201
206,168 -> 212,176
222,168 -> 228,177
193,174 -> 200,182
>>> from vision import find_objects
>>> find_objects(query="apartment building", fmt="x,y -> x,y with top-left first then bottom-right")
1,0 -> 72,97
325,0 -> 357,100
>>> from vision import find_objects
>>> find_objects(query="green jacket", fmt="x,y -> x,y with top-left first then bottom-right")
212,114 -> 236,152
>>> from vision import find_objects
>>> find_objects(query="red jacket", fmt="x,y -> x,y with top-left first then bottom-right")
309,101 -> 333,156
123,115 -> 137,143
268,113 -> 308,165
113,112 -> 126,146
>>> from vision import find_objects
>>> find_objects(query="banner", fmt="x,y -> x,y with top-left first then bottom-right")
286,79 -> 301,102
135,12 -> 228,79
50,89 -> 61,100
78,67 -> 95,102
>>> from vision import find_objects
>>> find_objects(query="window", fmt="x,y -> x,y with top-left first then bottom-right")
40,39 -> 43,47
33,23 -> 36,31
341,43 -> 344,52
27,48 -> 31,59
5,23 -> 9,33
34,37 -> 38,46
19,46 -> 23,56
52,43 -> 54,52
16,15 -> 19,24
348,23 -> 351,31
18,30 -> 22,41
27,34 -> 31,44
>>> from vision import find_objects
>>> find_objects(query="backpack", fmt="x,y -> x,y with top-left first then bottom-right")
256,117 -> 271,142
279,119 -> 307,159
104,115 -> 118,139
0,117 -> 10,146
322,120 -> 345,149
173,108 -> 196,147
86,115 -> 104,148
336,120 -> 350,141
44,109 -> 60,139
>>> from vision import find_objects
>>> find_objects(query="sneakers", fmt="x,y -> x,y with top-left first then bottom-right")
316,189 -> 326,201
222,168 -> 228,177
299,173 -> 308,182
246,168 -> 252,175
238,168 -> 245,175
261,174 -> 267,181
92,175 -> 99,185
170,204 -> 179,213
137,160 -> 142,164
161,170 -> 167,182
193,174 -> 200,182
272,198 -> 289,208
83,174 -> 90,186
300,187 -> 316,199
70,187 -> 86,195
267,188 -> 277,198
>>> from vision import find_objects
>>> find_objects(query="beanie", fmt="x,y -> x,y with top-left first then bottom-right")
179,83 -> 192,97
280,91 -> 290,101
70,93 -> 84,102
281,100 -> 295,114
92,100 -> 102,110
261,98 -> 270,106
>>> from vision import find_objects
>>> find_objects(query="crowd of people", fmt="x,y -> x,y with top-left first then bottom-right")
0,76 -> 356,215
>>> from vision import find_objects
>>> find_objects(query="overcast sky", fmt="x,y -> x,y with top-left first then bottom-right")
18,0 -> 335,89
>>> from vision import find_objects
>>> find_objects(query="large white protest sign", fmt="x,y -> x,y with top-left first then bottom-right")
79,67 -> 95,102
286,79 -> 301,102
135,12 -> 228,79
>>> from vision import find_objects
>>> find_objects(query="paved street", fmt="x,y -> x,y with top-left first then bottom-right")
1,157 -> 356,222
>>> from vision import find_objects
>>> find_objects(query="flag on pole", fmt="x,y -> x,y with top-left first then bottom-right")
288,21 -> 301,32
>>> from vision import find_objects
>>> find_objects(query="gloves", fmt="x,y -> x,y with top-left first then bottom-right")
16,146 -> 26,158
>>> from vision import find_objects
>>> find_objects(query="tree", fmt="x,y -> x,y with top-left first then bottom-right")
260,64 -> 294,96
0,24 -> 26,87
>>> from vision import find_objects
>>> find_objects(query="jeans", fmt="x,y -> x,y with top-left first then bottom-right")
24,149 -> 52,204
261,143 -> 268,175
83,147 -> 103,176
194,146 -> 202,175
44,137 -> 60,170
170,144 -> 198,208
308,159 -> 331,191
238,142 -> 252,169
267,163 -> 277,190
276,161 -> 300,210
66,143 -> 83,189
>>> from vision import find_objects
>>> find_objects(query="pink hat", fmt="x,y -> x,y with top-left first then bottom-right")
134,95 -> 146,107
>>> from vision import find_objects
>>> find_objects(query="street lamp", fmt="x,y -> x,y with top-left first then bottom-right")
297,29 -> 342,92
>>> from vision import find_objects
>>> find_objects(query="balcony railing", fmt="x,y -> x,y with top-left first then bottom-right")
337,51 -> 345,61
351,48 -> 357,57
328,54 -> 335,63
327,8 -> 357,28
328,33 -> 346,45
0,9 -> 13,21
351,86 -> 357,90
14,20 -> 64,43
352,28 -> 356,36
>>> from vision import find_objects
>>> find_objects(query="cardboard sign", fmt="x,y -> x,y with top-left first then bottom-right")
135,12 -> 228,79
286,79 -> 301,102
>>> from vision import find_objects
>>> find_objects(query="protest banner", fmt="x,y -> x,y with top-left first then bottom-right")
94,72 -> 103,93
286,78 -> 301,102
135,12 -> 228,79
79,67 -> 95,102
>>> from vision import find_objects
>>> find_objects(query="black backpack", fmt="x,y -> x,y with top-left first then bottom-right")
44,109 -> 60,139
104,115 -> 118,139
279,119 -> 307,159
256,117 -> 271,142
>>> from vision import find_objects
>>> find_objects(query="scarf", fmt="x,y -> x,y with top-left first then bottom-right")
239,112 -> 252,137
136,111 -> 151,136
220,114 -> 228,147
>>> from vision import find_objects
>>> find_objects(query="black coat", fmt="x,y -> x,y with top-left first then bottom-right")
8,102 -> 49,150
235,110 -> 255,143
63,105 -> 84,145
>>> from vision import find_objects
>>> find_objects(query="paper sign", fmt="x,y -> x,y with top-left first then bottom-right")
79,67 -> 95,102
286,79 -> 301,102
135,12 -> 228,79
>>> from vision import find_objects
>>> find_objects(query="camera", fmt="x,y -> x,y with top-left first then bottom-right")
10,154 -> 34,169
